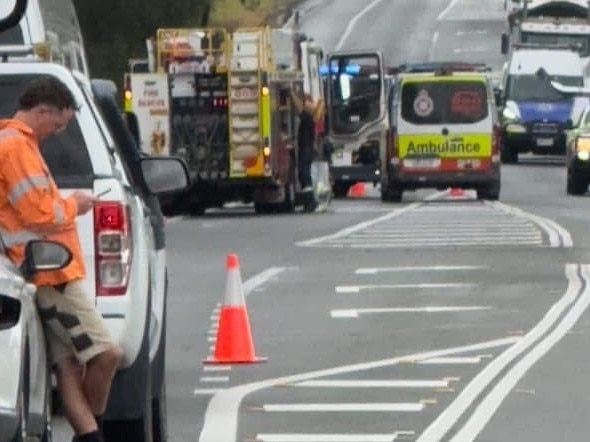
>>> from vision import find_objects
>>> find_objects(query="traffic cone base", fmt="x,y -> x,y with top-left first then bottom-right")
348,182 -> 366,198
449,187 -> 466,197
204,307 -> 267,364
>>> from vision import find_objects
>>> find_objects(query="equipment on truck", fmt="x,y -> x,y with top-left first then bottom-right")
124,26 -> 328,215
502,0 -> 590,75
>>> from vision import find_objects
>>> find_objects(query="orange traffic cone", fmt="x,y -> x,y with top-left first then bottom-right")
348,182 -> 366,198
204,253 -> 267,364
449,187 -> 465,197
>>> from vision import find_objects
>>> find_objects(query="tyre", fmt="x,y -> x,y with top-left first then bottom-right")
500,143 -> 518,164
381,185 -> 403,203
567,169 -> 587,195
12,343 -> 30,442
477,182 -> 500,200
332,181 -> 351,198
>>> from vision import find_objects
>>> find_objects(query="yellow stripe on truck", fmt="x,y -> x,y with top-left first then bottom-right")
398,134 -> 492,158
246,87 -> 271,176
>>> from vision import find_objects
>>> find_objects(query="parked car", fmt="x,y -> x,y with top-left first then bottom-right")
0,240 -> 72,442
565,101 -> 590,194
0,62 -> 190,441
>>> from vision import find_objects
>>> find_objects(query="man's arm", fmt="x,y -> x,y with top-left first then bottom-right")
290,89 -> 305,114
1,144 -> 78,233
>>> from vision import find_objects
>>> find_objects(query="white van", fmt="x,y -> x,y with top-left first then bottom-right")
0,0 -> 89,75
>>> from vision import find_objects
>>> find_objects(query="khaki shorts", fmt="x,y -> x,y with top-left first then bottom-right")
36,279 -> 116,366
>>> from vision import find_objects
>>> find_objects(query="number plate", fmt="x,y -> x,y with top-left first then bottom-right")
403,158 -> 441,169
536,137 -> 554,147
232,88 -> 257,100
458,159 -> 481,169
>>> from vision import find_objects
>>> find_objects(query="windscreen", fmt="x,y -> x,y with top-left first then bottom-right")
0,74 -> 93,187
521,32 -> 590,57
328,54 -> 382,135
506,74 -> 582,102
401,80 -> 489,125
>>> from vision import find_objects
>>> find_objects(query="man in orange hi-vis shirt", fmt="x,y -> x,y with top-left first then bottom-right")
0,77 -> 122,442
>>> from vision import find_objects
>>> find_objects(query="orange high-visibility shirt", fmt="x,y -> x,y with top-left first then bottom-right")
0,119 -> 86,286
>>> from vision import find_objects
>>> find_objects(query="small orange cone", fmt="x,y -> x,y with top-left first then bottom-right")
204,253 -> 267,364
348,182 -> 366,198
449,187 -> 465,197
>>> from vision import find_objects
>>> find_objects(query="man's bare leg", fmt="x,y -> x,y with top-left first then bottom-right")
54,356 -> 97,435
82,346 -> 123,417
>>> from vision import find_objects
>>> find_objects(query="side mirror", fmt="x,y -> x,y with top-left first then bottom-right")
565,119 -> 574,130
501,33 -> 509,55
20,240 -> 72,281
494,88 -> 504,107
140,156 -> 190,195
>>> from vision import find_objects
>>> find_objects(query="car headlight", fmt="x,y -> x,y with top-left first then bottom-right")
502,107 -> 519,121
576,138 -> 590,161
577,150 -> 590,161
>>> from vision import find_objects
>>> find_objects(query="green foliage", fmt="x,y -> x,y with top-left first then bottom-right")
73,0 -> 211,92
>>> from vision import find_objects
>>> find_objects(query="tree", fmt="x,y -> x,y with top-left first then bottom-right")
73,0 -> 211,92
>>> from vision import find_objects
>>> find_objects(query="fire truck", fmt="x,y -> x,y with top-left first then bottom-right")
124,26 -> 328,215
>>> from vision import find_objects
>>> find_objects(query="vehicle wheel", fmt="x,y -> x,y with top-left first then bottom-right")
332,181 -> 351,198
40,366 -> 53,442
567,170 -> 587,195
381,185 -> 403,203
279,184 -> 296,213
501,144 -> 518,164
152,273 -> 168,442
254,202 -> 275,214
477,182 -> 500,200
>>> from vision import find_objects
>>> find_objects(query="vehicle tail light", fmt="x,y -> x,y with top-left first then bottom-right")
0,296 -> 20,330
387,127 -> 399,165
492,123 -> 501,163
94,202 -> 132,296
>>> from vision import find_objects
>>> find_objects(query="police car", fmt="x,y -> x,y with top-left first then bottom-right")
381,63 -> 501,202
0,62 -> 189,442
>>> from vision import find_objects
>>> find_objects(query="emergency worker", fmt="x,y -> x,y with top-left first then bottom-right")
0,77 -> 123,442
290,89 -> 318,212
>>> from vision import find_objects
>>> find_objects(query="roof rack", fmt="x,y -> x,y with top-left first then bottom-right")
395,61 -> 491,74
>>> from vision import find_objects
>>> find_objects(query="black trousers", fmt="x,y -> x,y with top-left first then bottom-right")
298,146 -> 314,190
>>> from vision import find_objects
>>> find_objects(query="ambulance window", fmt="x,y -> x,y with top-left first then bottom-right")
0,74 -> 93,187
401,80 -> 488,125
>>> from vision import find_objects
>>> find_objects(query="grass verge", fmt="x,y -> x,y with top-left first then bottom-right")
209,0 -> 302,28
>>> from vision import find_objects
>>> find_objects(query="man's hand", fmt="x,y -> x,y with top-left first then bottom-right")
71,191 -> 96,215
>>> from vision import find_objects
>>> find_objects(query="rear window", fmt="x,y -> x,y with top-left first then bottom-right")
401,80 -> 489,125
0,74 -> 93,187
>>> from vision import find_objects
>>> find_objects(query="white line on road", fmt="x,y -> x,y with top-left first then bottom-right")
450,264 -> 590,442
331,306 -> 490,318
437,0 -> 461,20
194,389 -> 223,395
429,32 -> 439,61
243,267 -> 287,296
453,48 -> 488,53
417,264 -> 584,442
254,433 -> 404,442
293,380 -> 449,388
203,365 -> 232,372
335,0 -> 386,50
456,30 -> 488,36
198,337 -> 520,442
200,376 -> 230,383
336,283 -> 476,293
418,357 -> 482,365
355,265 -> 488,274
259,403 -> 425,412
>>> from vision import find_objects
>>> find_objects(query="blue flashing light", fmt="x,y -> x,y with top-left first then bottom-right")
319,63 -> 362,77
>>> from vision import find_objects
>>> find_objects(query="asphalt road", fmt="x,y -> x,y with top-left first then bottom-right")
54,1 -> 590,441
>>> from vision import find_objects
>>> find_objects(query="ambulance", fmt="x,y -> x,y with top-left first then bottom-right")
382,64 -> 501,202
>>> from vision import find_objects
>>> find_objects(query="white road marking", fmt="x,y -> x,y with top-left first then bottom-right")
418,264 -> 584,442
259,403 -> 425,412
200,376 -> 230,383
335,0 -> 387,50
198,337 -> 519,442
437,0 -> 461,20
194,389 -> 223,395
418,357 -> 482,365
203,365 -> 232,372
449,265 -> 590,442
331,306 -> 490,318
254,433 -> 404,442
429,31 -> 439,60
293,379 -> 449,388
456,30 -> 488,36
335,283 -> 476,293
355,265 -> 487,274
296,203 -> 422,246
453,48 -> 489,53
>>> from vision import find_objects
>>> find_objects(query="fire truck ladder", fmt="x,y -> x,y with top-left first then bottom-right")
228,27 -> 273,178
